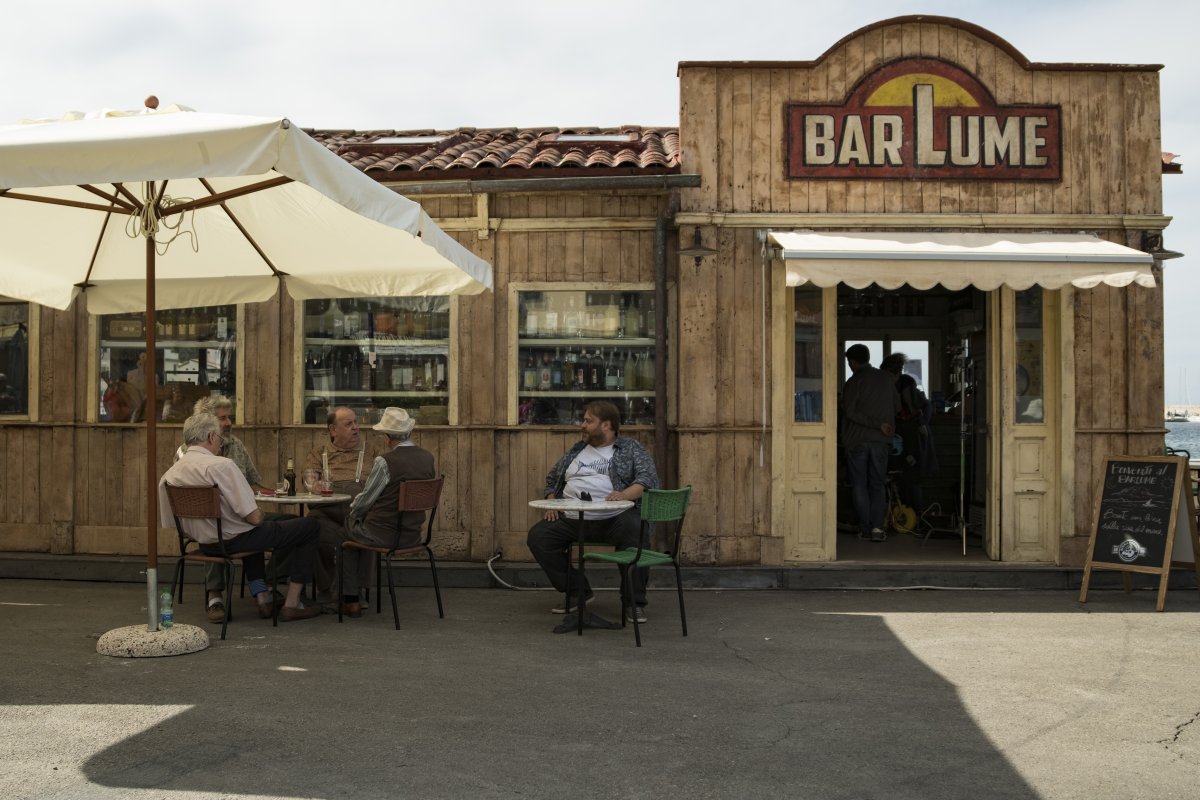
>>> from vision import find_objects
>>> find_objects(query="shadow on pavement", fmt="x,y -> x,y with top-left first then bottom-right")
0,581 -> 1080,799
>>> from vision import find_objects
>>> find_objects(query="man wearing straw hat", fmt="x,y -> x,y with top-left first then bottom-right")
333,407 -> 436,617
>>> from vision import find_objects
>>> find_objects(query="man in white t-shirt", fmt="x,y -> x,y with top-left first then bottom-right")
526,400 -> 659,623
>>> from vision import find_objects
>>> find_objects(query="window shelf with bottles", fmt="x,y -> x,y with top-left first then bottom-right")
299,297 -> 452,426
512,286 -> 660,426
97,305 -> 239,423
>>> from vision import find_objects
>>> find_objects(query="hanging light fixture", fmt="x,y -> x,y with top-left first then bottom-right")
677,227 -> 719,272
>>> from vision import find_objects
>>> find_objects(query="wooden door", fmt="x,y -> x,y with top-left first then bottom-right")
772,279 -> 838,561
994,287 -> 1061,562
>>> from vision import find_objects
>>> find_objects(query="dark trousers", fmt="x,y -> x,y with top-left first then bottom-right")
200,516 -> 319,586
846,441 -> 889,534
526,507 -> 649,607
204,511 -> 297,591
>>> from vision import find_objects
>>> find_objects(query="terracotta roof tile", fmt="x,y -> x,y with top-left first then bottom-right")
307,126 -> 680,181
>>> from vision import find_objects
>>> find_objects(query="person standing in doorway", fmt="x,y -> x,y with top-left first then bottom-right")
843,344 -> 900,542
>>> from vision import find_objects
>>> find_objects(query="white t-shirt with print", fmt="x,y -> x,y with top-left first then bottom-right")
563,444 -> 621,519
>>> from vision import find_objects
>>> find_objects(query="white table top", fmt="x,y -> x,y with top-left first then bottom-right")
528,497 -> 634,513
256,492 -> 352,506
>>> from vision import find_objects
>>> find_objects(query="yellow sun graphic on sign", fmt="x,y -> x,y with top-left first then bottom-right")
864,74 -> 979,107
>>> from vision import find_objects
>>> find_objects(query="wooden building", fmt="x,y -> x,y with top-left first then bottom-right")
0,16 -> 1176,568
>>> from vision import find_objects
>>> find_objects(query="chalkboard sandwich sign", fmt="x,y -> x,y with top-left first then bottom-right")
1079,455 -> 1200,611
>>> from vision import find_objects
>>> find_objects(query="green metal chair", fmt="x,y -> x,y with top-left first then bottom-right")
583,486 -> 691,646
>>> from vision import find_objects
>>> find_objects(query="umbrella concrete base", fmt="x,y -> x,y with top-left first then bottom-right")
96,623 -> 209,658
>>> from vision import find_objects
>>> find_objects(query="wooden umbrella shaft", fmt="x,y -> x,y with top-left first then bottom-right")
145,235 -> 159,630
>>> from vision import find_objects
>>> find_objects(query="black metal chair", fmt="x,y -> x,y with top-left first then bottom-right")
336,475 -> 446,629
165,483 -> 278,640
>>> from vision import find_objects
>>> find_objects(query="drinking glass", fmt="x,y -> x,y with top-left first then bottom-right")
275,479 -> 289,496
302,469 -> 320,495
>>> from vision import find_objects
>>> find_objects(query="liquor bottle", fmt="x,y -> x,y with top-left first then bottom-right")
424,359 -> 434,391
284,458 -> 297,497
624,296 -> 641,339
624,350 -> 638,391
643,297 -> 656,337
360,351 -> 371,390
573,347 -> 588,388
539,351 -> 552,391
588,349 -> 602,390
345,300 -> 360,338
563,296 -> 582,338
605,349 -> 621,390
639,349 -> 655,389
542,298 -> 559,338
523,354 -> 538,391
551,348 -> 564,389
524,303 -> 540,338
435,359 -> 446,391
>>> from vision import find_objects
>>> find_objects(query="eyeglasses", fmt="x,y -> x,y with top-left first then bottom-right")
210,432 -> 226,447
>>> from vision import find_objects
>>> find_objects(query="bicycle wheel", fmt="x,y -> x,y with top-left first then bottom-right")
889,503 -> 918,534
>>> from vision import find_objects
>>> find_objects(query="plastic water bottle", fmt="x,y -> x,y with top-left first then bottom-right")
159,590 -> 174,629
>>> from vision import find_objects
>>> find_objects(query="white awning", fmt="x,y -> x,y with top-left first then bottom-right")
770,231 -> 1156,290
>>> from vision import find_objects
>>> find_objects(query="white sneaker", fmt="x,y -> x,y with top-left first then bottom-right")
551,592 -> 594,614
625,607 -> 647,624
870,528 -> 887,542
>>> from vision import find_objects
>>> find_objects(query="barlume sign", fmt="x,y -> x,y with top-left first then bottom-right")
786,57 -> 1061,180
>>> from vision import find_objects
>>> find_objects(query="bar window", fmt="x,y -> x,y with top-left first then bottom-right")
0,301 -> 30,416
98,306 -> 238,423
301,297 -> 451,426
1015,288 -> 1044,423
515,289 -> 658,426
794,287 -> 823,422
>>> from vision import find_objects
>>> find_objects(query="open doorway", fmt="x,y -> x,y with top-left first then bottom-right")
835,284 -> 990,561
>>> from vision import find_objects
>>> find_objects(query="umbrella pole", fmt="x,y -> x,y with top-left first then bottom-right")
145,237 -> 159,630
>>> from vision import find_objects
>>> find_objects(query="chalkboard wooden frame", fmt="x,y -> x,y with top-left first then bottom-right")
1079,455 -> 1200,611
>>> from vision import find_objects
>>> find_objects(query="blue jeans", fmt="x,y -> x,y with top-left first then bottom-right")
846,442 -> 889,535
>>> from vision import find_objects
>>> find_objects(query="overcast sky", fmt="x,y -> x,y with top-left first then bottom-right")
3,0 -> 1195,402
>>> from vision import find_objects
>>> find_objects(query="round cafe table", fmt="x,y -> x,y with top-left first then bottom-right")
256,492 -> 352,512
529,497 -> 634,636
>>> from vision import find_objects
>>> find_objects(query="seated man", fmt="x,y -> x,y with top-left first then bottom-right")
158,412 -> 321,622
174,394 -> 281,625
526,400 -> 659,623
336,407 -> 436,616
303,405 -> 386,605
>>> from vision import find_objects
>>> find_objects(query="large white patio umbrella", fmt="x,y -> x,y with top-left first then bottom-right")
0,102 -> 492,638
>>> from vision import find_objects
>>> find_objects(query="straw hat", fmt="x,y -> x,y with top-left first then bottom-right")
373,407 -> 416,436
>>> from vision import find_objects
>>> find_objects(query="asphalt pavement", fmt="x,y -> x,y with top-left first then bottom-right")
1,579 -> 1199,800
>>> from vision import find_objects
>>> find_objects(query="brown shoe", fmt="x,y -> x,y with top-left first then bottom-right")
279,605 -> 321,622
340,602 -> 362,618
206,600 -> 228,624
257,600 -> 276,619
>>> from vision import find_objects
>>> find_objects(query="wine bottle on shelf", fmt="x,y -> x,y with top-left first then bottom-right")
605,349 -> 621,390
624,350 -> 638,391
524,303 -> 540,338
564,296 -> 582,338
639,349 -> 655,389
644,297 -> 656,337
624,296 -> 641,339
423,359 -> 434,391
542,298 -> 559,338
604,301 -> 620,338
435,359 -> 446,391
345,300 -> 360,338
